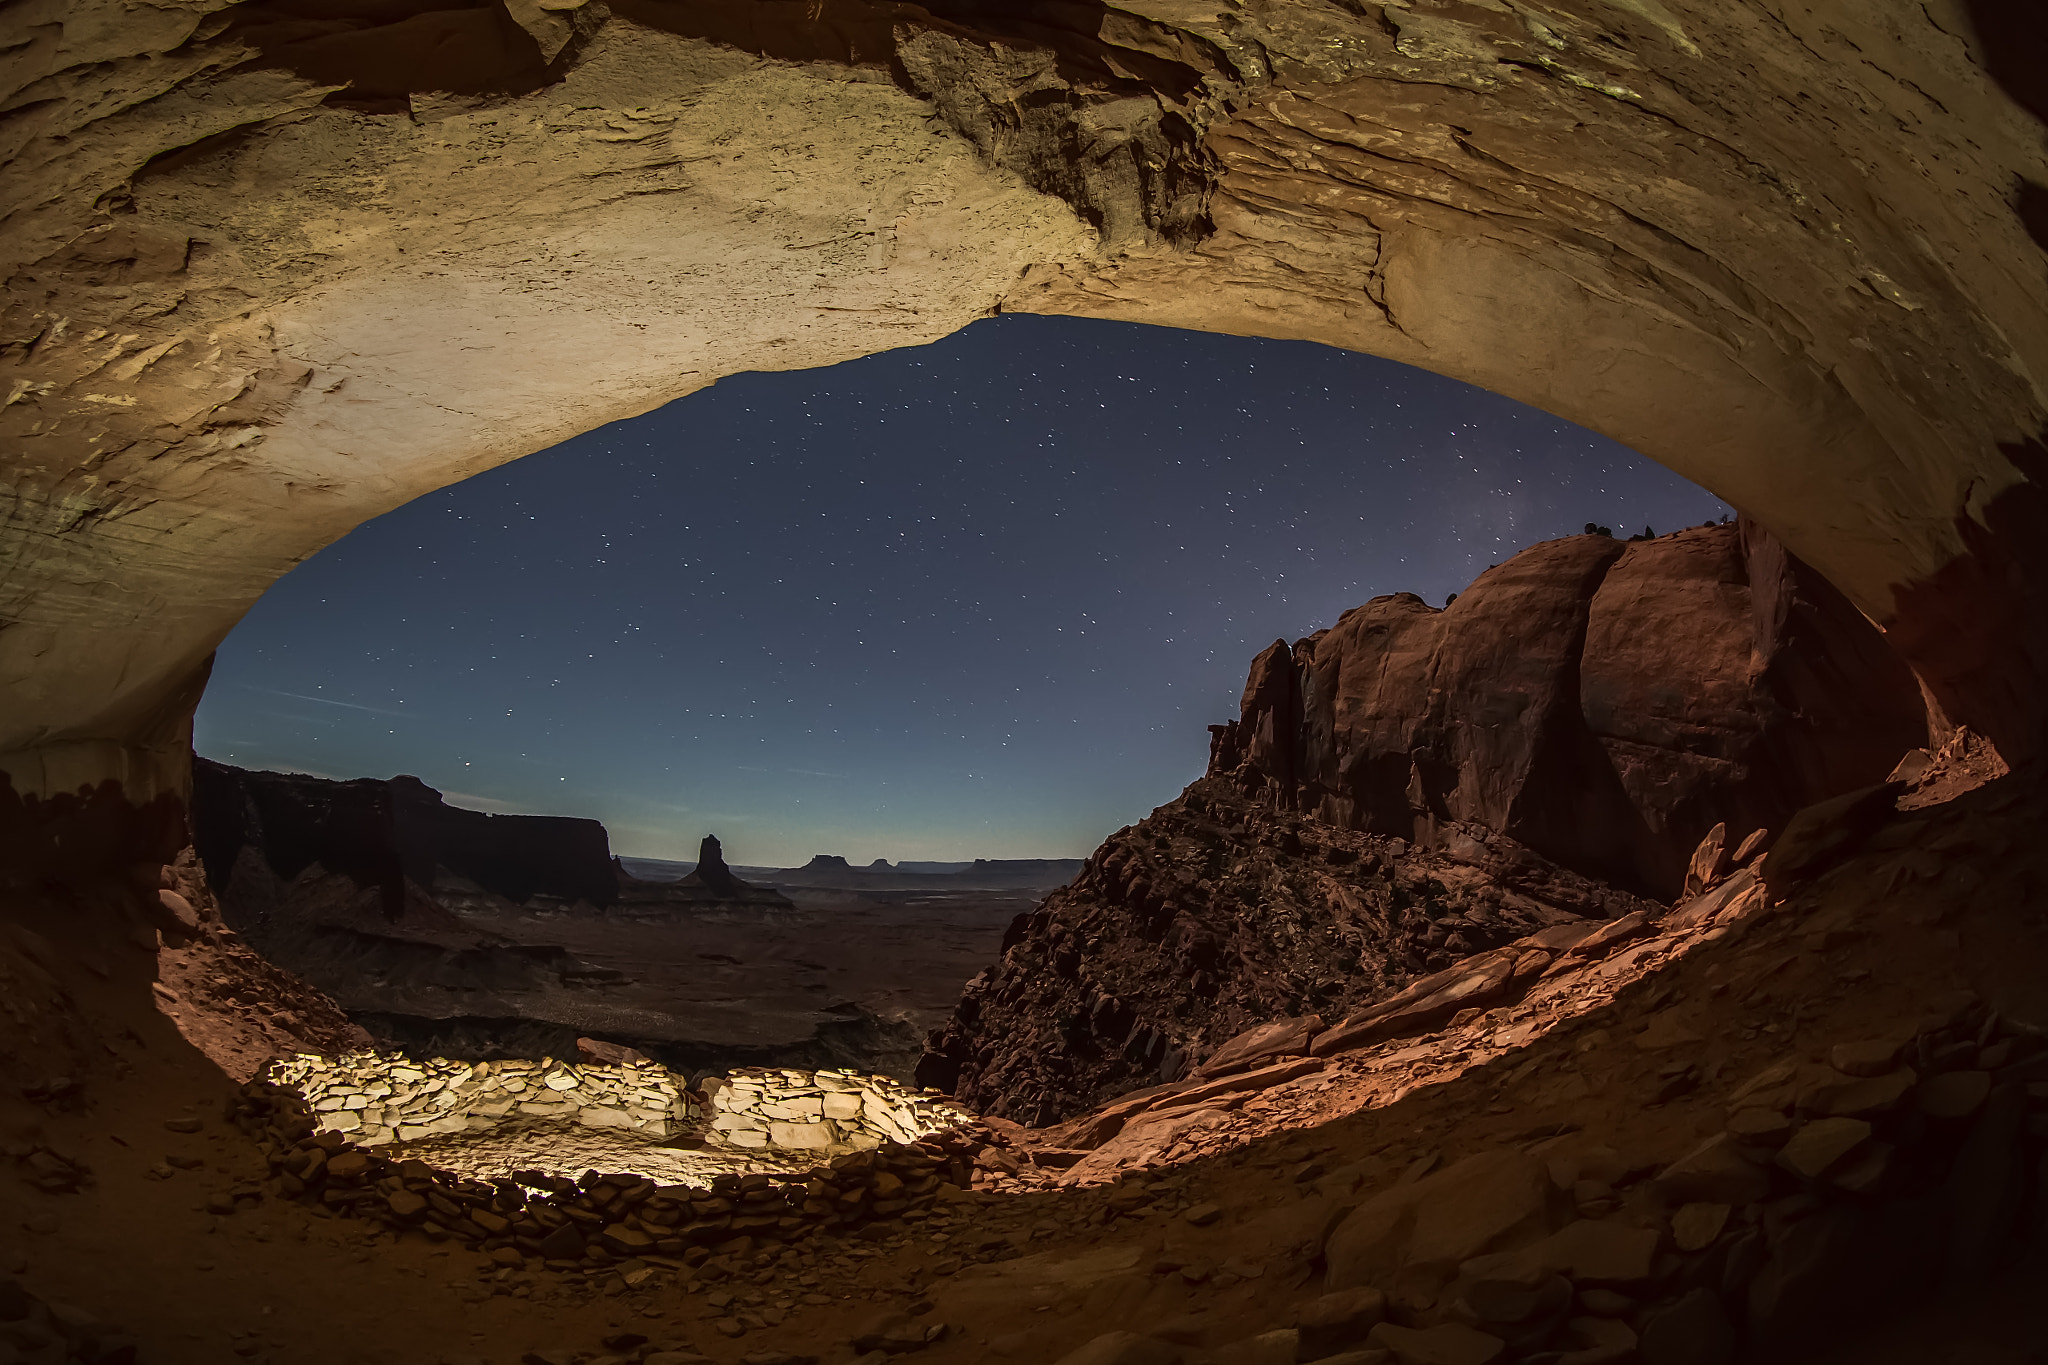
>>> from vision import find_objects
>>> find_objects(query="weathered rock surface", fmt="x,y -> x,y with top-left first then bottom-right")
2,0 -> 2047,833
917,773 -> 1653,1123
1209,522 -> 1927,898
921,522 -> 1920,1120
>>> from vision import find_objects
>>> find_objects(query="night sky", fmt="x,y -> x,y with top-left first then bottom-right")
193,314 -> 1730,865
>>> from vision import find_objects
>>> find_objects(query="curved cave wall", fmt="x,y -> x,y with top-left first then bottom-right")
1,0 -> 2045,861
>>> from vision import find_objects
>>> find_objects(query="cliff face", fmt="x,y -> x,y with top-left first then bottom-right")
1211,522 -> 1929,899
916,776 -> 1656,1125
192,759 -> 620,913
920,522 -> 1929,1122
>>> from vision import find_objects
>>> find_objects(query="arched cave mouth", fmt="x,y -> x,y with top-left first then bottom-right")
183,310 -> 1728,1075
170,311 -> 1792,1207
7,0 -> 2048,1353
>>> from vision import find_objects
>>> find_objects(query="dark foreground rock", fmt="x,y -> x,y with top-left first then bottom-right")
917,776 -> 1654,1125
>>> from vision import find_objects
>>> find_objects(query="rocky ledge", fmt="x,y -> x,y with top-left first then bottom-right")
919,521 -> 1926,1126
917,776 -> 1657,1126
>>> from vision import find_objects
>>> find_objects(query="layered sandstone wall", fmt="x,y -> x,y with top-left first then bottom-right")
193,759 -> 622,913
1213,521 -> 1929,898
2,0 -> 2046,831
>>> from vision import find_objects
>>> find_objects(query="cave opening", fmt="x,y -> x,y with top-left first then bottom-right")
6,0 -> 2048,1356
181,309 -> 1741,1188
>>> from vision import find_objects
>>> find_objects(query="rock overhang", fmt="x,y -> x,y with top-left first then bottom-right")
2,0 -> 2047,820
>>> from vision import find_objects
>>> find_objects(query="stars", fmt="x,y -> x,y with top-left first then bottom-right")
193,312 -> 1728,864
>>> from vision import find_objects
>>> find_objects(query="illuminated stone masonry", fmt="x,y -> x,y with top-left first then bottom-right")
702,1068 -> 971,1155
266,1053 -> 971,1165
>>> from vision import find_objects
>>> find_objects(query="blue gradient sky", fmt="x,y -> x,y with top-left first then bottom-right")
193,315 -> 1730,865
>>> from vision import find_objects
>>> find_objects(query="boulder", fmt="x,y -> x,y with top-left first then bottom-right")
1797,1067 -> 1916,1120
149,888 -> 202,937
577,1038 -> 651,1067
1828,1039 -> 1902,1078
1637,1289 -> 1735,1365
1195,1017 -> 1324,1079
1208,1330 -> 1296,1365
1530,1220 -> 1661,1286
1364,1323 -> 1505,1365
1325,1150 -> 1561,1296
1920,1071 -> 1993,1121
1774,1118 -> 1871,1181
1295,1288 -> 1388,1359
1052,1332 -> 1182,1365
1654,1135 -> 1771,1206
1723,1110 -> 1792,1150
1670,1204 -> 1730,1254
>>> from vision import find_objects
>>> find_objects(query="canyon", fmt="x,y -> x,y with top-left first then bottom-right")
185,760 -> 1072,1078
5,0 -> 2048,1360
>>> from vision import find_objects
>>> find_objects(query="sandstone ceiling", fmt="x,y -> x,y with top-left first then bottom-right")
2,0 -> 2045,817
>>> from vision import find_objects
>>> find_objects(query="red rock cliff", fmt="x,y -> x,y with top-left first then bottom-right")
1208,521 -> 1929,898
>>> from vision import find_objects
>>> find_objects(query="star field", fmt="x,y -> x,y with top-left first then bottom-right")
194,314 -> 1731,864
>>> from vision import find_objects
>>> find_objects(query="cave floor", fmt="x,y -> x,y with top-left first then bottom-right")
6,775 -> 2048,1364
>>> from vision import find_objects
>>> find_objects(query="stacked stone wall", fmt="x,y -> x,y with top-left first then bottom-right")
267,1053 -> 699,1147
703,1067 -> 970,1155
266,1054 -> 970,1162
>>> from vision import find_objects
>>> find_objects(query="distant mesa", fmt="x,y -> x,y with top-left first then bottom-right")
191,759 -> 620,915
616,833 -> 793,912
760,853 -> 1085,891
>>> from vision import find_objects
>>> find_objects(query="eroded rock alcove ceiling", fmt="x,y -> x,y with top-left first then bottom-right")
3,0 -> 2047,829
